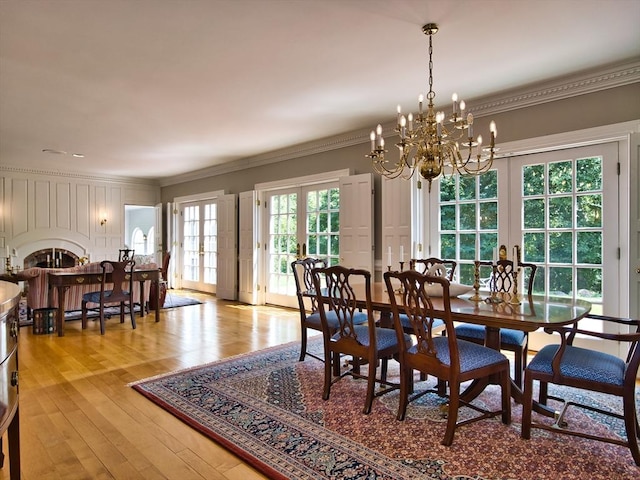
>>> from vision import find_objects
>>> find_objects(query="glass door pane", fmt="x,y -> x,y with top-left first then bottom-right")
512,143 -> 618,352
264,182 -> 339,308
182,204 -> 200,283
181,200 -> 217,293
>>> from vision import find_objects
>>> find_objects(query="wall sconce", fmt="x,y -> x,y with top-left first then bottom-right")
100,217 -> 108,226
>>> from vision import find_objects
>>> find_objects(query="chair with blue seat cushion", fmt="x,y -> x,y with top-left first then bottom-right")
384,269 -> 511,446
312,265 -> 410,414
292,258 -> 367,364
521,313 -> 640,466
454,260 -> 537,389
81,259 -> 136,335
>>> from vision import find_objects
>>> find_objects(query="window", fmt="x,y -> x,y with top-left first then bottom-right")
438,170 -> 500,286
427,142 -> 618,352
132,228 -> 146,255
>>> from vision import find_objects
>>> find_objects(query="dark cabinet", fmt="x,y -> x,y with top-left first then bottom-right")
0,281 -> 20,479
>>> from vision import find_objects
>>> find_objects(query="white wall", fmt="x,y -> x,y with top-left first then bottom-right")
0,169 -> 160,266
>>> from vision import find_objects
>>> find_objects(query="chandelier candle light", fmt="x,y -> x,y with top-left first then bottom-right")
367,23 -> 498,192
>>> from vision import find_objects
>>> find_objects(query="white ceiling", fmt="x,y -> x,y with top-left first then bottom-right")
1,0 -> 639,182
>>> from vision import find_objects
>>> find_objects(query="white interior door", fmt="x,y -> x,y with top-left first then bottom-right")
382,176 -> 413,270
154,203 -> 162,264
216,194 -> 237,300
339,173 -> 373,272
238,191 -> 258,305
167,201 -> 177,289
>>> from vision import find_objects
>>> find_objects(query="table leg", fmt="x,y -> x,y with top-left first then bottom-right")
378,309 -> 393,329
153,279 -> 160,322
138,280 -> 145,318
56,286 -> 66,337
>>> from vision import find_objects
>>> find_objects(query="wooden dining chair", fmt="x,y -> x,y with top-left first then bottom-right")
118,248 -> 135,261
454,260 -> 537,389
384,269 -> 511,445
521,313 -> 640,466
312,265 -> 410,414
410,257 -> 457,280
81,260 -> 136,335
292,258 -> 368,364
291,257 -> 327,362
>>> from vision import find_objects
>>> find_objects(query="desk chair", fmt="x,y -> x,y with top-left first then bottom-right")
81,260 -> 136,335
384,269 -> 511,446
454,260 -> 537,388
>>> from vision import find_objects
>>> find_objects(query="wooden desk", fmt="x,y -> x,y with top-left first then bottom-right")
48,269 -> 161,336
353,282 -> 592,410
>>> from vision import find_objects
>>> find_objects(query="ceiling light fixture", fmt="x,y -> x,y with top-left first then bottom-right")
367,23 -> 497,192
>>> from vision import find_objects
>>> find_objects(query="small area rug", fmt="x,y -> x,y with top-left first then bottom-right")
18,294 -> 202,326
161,294 -> 202,309
131,338 -> 638,480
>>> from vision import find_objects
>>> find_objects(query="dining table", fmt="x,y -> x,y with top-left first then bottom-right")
350,281 -> 592,415
47,268 -> 161,336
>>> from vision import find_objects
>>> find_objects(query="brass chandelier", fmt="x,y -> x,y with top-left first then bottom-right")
367,23 -> 497,192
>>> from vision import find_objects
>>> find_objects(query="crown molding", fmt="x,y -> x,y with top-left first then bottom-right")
0,164 -> 160,187
160,59 -> 639,187
470,58 -> 640,117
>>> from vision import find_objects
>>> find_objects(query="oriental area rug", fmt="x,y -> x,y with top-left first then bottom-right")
131,338 -> 639,480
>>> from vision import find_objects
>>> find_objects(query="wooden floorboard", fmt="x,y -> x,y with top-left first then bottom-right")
1,291 -> 302,480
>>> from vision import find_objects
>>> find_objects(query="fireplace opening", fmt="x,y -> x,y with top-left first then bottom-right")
24,249 -> 80,269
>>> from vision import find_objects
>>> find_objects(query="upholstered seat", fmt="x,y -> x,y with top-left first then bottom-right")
528,344 -> 625,384
521,313 -> 640,466
454,324 -> 526,345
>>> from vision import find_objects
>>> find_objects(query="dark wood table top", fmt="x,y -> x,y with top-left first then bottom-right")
360,282 -> 592,332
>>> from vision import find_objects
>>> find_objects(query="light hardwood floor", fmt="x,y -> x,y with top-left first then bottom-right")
1,290 -> 303,480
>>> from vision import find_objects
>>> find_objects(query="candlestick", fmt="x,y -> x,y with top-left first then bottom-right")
387,246 -> 392,267
470,260 -> 482,302
509,267 -> 521,305
400,245 -> 404,262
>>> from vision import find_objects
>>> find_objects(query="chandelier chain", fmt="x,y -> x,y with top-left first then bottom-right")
427,33 -> 434,100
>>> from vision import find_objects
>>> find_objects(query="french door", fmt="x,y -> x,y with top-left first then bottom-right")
429,142 -> 619,353
181,200 -> 217,293
510,143 -> 619,352
264,182 -> 339,308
